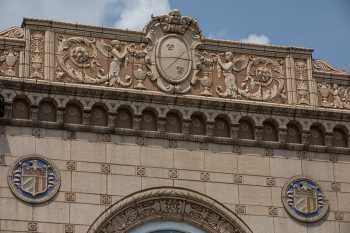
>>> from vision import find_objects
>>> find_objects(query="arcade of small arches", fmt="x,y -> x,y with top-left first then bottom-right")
4,94 -> 350,149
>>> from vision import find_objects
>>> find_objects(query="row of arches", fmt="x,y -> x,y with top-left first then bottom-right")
9,96 -> 350,148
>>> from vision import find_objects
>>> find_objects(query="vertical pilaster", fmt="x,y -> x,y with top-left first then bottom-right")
23,28 -> 31,79
307,56 -> 318,106
44,30 -> 55,81
285,55 -> 296,105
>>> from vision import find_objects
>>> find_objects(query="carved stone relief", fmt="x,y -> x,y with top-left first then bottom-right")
313,59 -> 348,75
295,60 -> 310,105
30,32 -> 44,79
88,187 -> 252,233
145,10 -> 201,94
51,10 -> 291,106
317,82 -> 350,109
0,26 -> 24,39
0,49 -> 18,76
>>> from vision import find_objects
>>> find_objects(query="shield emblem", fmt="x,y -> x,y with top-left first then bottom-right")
21,160 -> 48,196
293,181 -> 318,214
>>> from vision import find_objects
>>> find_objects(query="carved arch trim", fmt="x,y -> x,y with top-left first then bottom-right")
87,187 -> 253,233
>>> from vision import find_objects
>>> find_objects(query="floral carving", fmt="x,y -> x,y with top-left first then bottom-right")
89,187 -> 252,233
30,32 -> 44,79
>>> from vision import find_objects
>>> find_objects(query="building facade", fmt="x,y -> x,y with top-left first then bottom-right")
1,10 -> 350,233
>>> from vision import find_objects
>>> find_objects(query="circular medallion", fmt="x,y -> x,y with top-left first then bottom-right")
282,176 -> 329,222
156,35 -> 192,84
8,155 -> 61,204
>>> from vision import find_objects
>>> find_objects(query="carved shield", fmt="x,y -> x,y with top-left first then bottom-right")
156,35 -> 192,84
21,160 -> 48,196
293,187 -> 318,214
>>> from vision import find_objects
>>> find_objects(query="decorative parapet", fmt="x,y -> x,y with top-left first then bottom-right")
313,59 -> 348,75
0,26 -> 24,40
0,10 -> 349,112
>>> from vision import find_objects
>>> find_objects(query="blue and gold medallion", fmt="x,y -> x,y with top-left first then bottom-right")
282,176 -> 329,222
8,155 -> 61,204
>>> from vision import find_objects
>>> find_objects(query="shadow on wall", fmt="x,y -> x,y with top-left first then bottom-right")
0,126 -> 10,164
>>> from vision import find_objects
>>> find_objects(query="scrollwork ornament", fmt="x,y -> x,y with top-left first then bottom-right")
239,56 -> 286,101
57,36 -> 109,84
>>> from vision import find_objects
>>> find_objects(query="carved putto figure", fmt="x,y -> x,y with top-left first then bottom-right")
108,40 -> 132,87
216,51 -> 238,98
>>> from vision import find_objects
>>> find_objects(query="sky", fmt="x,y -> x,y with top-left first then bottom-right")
0,0 -> 349,71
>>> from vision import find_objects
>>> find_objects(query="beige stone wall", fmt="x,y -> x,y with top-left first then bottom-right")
1,126 -> 350,233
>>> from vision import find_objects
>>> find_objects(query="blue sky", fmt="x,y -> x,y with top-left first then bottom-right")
168,0 -> 350,71
0,0 -> 349,71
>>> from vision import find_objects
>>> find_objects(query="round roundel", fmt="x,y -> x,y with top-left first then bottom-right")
282,176 -> 329,223
7,155 -> 61,204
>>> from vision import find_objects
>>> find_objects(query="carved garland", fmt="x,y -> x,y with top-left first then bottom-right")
88,187 -> 252,233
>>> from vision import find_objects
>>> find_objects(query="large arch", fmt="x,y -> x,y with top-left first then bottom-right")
87,187 -> 253,233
